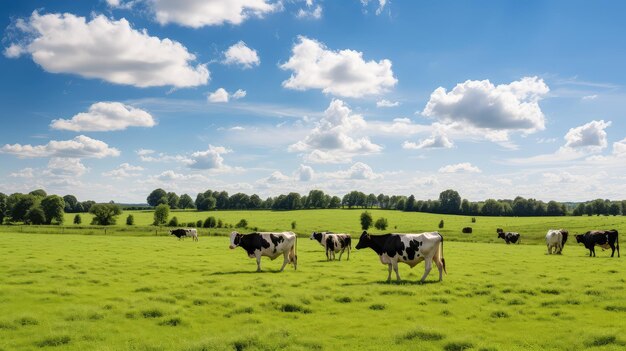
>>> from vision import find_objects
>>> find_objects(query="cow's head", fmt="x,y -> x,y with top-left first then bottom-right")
355,231 -> 371,250
229,231 -> 243,249
496,228 -> 504,234
310,232 -> 323,242
575,234 -> 584,244
497,232 -> 506,239
169,230 -> 174,235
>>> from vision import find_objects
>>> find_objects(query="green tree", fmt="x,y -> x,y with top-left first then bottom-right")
217,219 -> 223,228
367,193 -> 378,208
439,189 -> 462,214
178,194 -> 195,209
546,201 -> 564,216
153,204 -> 170,226
203,216 -> 217,228
126,214 -> 134,225
168,216 -> 179,227
63,195 -> 78,213
29,189 -> 47,198
360,211 -> 373,230
374,217 -> 388,230
81,200 -> 95,212
572,203 -> 586,216
481,199 -> 503,216
235,219 -> 248,228
73,214 -> 82,225
147,188 -> 167,207
25,207 -> 46,225
89,203 -> 122,225
166,192 -> 179,209
329,196 -> 341,209
7,193 -> 37,222
249,194 -> 263,209
461,199 -> 471,215
196,219 -> 203,228
0,192 -> 7,224
609,203 -> 621,216
405,195 -> 416,211
41,195 -> 65,224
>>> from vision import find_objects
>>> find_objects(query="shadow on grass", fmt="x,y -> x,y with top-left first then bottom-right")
207,269 -> 293,275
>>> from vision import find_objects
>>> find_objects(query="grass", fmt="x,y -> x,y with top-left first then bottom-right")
0,232 -> 625,350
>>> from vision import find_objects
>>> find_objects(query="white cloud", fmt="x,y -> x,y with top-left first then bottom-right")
3,43 -> 26,58
280,36 -> 397,98
188,145 -> 231,170
613,138 -> 626,156
295,164 -> 314,181
223,41 -> 260,68
422,77 -> 549,137
50,102 -> 155,132
103,163 -> 144,178
9,168 -> 34,178
153,170 -> 208,182
44,158 -> 88,177
148,0 -> 279,28
564,120 -> 611,150
403,133 -> 453,150
542,171 -> 586,184
582,94 -> 598,100
289,99 -> 382,163
1,135 -> 120,159
266,171 -> 291,183
335,162 -> 382,180
376,99 -> 399,107
208,88 -> 247,103
230,126 -> 245,131
361,0 -> 388,15
6,12 -> 209,88
438,162 -> 481,173
296,3 -> 322,19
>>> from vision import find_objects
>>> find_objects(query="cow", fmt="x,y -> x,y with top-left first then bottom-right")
229,231 -> 298,272
545,229 -> 569,254
170,228 -> 198,242
497,228 -> 520,244
355,231 -> 446,283
575,230 -> 620,257
310,232 -> 351,261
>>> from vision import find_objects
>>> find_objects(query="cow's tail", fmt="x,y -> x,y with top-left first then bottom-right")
615,229 -> 620,257
291,233 -> 298,269
438,232 -> 447,274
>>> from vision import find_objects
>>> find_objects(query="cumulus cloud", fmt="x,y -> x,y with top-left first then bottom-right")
50,102 -> 155,132
1,135 -> 120,159
438,162 -> 481,173
188,145 -> 231,170
44,158 -> 88,177
223,41 -> 260,68
5,12 -> 209,88
266,171 -> 291,183
208,88 -> 247,103
288,99 -> 382,163
403,133 -> 453,150
613,138 -> 626,156
103,163 -> 144,178
153,170 -> 208,182
296,3 -> 322,19
361,0 -> 388,15
335,162 -> 382,180
564,120 -> 611,150
9,168 -> 34,178
295,164 -> 314,181
280,36 -> 397,98
376,99 -> 399,107
422,77 -> 549,137
147,0 -> 279,27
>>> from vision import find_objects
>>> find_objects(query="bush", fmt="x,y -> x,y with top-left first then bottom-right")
196,220 -> 203,228
153,204 -> 170,226
126,214 -> 134,226
235,219 -> 248,228
291,221 -> 297,230
167,216 -> 178,227
217,219 -> 223,228
439,220 -> 444,229
73,214 -> 82,225
471,217 -> 476,223
204,216 -> 216,228
90,203 -> 122,225
360,211 -> 373,230
374,217 -> 388,230
187,222 -> 196,227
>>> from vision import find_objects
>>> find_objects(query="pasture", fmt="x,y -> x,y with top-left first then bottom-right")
1,232 -> 624,351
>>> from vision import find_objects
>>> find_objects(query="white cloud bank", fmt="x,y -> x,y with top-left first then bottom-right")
280,36 -> 397,98
403,133 -> 453,150
103,163 -> 144,178
208,88 -> 247,103
223,41 -> 260,68
1,135 -> 120,159
50,102 -> 155,132
5,12 -> 209,88
438,162 -> 481,173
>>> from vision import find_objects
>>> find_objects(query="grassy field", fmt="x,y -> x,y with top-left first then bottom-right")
2,209 -> 620,245
0,233 -> 624,351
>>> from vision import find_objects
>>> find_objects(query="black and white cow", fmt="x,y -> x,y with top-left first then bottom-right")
229,231 -> 298,272
310,232 -> 351,261
545,229 -> 568,254
497,228 -> 520,244
355,231 -> 446,283
170,228 -> 198,242
575,230 -> 620,257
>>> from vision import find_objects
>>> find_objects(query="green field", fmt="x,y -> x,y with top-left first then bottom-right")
1,232 -> 624,351
2,209 -> 621,245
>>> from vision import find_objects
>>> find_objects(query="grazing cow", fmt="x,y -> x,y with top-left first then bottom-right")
170,228 -> 198,242
497,228 -> 520,244
355,231 -> 446,283
575,230 -> 620,257
545,229 -> 569,254
229,231 -> 298,272
310,232 -> 351,261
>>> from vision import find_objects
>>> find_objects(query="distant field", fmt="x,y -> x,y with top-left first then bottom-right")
0,233 -> 624,350
5,209 -> 620,244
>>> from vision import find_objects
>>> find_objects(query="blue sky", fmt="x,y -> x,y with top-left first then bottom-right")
1,0 -> 626,203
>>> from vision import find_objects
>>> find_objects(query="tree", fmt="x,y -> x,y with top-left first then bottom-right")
329,196 -> 341,209
439,189 -> 461,214
405,195 -> 416,211
166,192 -> 179,209
196,219 -> 203,228
89,203 -> 122,225
7,193 -> 38,222
41,195 -> 65,224
0,192 -> 6,224
461,199 -> 471,215
609,203 -> 621,216
367,193 -> 378,208
153,204 -> 170,226
573,203 -> 586,216
73,214 -> 82,225
438,220 -> 444,229
147,188 -> 167,207
204,216 -> 216,228
178,194 -> 195,209
546,201 -> 564,216
216,191 -> 229,209
249,194 -> 262,209
126,214 -> 134,225
481,199 -> 503,216
374,217 -> 388,230
307,190 -> 325,208
168,216 -> 179,227
360,211 -> 373,230
25,207 -> 46,225
63,195 -> 78,213
81,200 -> 95,213
236,219 -> 248,228
29,189 -> 47,198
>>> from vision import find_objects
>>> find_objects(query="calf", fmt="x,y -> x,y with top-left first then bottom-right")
229,231 -> 298,272
170,228 -> 198,241
545,229 -> 568,254
355,231 -> 446,283
497,228 -> 520,244
310,232 -> 351,261
575,230 -> 620,257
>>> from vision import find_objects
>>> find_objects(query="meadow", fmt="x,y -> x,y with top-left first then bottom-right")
0,232 -> 625,351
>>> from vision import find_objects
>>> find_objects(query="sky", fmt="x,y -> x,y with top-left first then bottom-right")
1,0 -> 626,203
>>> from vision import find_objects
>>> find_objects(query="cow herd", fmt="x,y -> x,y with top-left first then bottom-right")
170,227 -> 620,283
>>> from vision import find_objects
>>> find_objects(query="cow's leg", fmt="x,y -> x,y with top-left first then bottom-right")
610,244 -> 616,257
435,258 -> 444,281
392,261 -> 401,282
386,264 -> 392,282
255,252 -> 262,272
547,244 -> 551,255
338,248 -> 345,261
347,246 -> 350,261
325,248 -> 330,261
279,251 -> 289,272
420,259 -> 433,283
